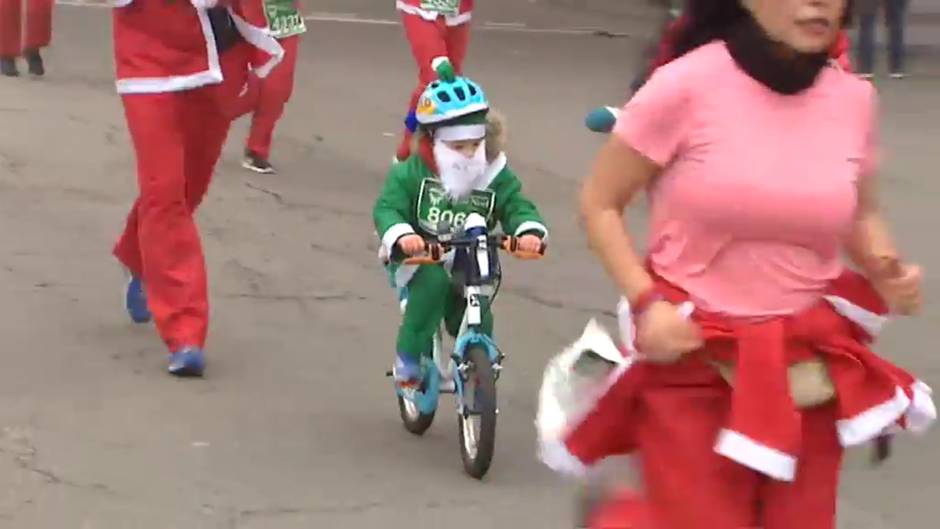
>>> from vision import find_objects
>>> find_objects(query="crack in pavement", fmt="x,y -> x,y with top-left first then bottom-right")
0,428 -> 120,499
243,182 -> 368,219
238,500 -> 384,519
505,287 -> 616,318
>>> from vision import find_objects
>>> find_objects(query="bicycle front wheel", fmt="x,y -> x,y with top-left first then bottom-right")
457,345 -> 497,479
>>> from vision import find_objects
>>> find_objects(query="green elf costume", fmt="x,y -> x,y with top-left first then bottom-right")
373,76 -> 548,386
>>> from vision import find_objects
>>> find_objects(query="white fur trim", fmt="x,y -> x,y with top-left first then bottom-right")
229,12 -> 285,79
715,429 -> 797,482
396,1 -> 472,25
189,0 -> 219,7
907,381 -> 937,434
111,0 -> 133,6
836,386 -> 910,446
823,295 -> 888,338
481,152 -> 507,187
514,221 -> 548,239
447,11 -> 472,26
538,438 -> 590,478
380,223 -> 416,254
116,10 -> 222,94
431,56 -> 451,70
434,124 -> 486,142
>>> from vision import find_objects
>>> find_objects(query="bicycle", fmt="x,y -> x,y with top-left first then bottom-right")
385,214 -> 545,479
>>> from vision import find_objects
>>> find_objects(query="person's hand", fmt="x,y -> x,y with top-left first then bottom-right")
397,234 -> 426,256
873,260 -> 923,315
635,301 -> 703,363
516,235 -> 543,253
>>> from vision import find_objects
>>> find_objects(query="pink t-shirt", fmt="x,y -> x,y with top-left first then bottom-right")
614,41 -> 879,317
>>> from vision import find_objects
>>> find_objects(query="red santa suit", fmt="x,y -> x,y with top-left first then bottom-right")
0,0 -> 52,58
539,270 -> 935,529
111,0 -> 283,354
395,0 -> 474,161
244,0 -> 306,162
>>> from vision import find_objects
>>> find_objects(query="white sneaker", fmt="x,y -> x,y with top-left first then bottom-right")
858,72 -> 874,80
890,72 -> 906,80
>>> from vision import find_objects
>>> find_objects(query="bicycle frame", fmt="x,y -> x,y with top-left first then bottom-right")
403,228 -> 506,415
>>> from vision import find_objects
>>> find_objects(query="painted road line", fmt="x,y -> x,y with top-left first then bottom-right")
51,3 -> 627,36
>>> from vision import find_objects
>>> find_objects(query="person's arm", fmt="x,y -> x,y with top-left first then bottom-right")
843,85 -> 922,314
374,164 -> 418,255
845,175 -> 899,277
579,138 -> 657,304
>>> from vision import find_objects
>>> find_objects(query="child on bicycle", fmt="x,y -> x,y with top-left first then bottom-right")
373,76 -> 548,389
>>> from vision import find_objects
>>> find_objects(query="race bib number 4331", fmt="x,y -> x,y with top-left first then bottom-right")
420,0 -> 460,16
264,0 -> 307,38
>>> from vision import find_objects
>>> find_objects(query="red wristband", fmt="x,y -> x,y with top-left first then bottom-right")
631,287 -> 665,317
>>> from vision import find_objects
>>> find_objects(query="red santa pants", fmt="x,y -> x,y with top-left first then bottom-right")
0,0 -> 52,57
245,34 -> 300,159
635,363 -> 842,529
397,13 -> 471,159
113,44 -> 251,353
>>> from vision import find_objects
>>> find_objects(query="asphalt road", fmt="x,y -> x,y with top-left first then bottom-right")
0,4 -> 938,528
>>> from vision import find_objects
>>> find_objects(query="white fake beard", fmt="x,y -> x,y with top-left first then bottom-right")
434,140 -> 488,200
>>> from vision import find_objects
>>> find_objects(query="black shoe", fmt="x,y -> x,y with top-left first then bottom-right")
0,57 -> 18,77
24,49 -> 44,77
241,151 -> 276,174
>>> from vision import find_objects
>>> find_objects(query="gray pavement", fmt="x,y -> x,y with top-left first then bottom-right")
0,4 -> 938,528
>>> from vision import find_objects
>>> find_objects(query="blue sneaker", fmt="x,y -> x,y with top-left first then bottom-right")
392,353 -> 422,389
125,275 -> 152,324
168,347 -> 206,378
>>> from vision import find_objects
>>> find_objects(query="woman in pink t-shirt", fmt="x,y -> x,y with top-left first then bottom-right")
556,1 -> 933,528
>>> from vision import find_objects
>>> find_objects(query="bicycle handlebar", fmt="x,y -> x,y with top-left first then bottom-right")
401,235 -> 546,265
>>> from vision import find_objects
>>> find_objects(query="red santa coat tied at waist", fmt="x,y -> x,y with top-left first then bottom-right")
396,0 -> 473,26
537,270 -> 935,482
111,0 -> 284,95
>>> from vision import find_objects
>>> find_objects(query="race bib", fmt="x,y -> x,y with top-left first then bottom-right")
419,0 -> 460,16
264,0 -> 306,38
416,178 -> 495,234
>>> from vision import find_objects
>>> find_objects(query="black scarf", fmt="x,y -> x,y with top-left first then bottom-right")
724,16 -> 831,95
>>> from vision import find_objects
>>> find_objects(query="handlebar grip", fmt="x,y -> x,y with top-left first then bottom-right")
501,236 -> 547,259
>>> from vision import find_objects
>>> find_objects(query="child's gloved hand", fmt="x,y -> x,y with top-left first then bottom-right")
398,234 -> 427,256
433,57 -> 456,82
516,235 -> 543,253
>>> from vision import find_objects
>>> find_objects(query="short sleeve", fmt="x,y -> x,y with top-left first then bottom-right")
613,61 -> 692,168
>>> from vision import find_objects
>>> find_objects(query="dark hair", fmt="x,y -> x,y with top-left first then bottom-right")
669,0 -> 855,62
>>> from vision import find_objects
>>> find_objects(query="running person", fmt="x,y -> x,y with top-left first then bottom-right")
112,1 -> 282,376
241,0 -> 306,174
394,0 -> 473,162
0,0 -> 52,76
543,1 -> 934,528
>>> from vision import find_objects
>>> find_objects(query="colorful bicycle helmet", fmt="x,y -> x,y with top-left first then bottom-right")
415,76 -> 489,126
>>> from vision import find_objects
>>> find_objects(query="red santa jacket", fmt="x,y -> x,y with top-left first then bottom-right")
111,0 -> 283,95
539,270 -> 935,482
396,0 -> 473,26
